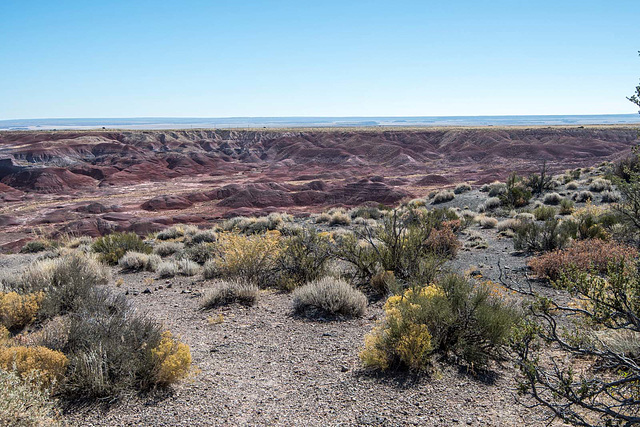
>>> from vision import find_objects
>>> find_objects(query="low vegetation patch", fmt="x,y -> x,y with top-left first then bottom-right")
528,239 -> 638,280
292,277 -> 367,318
92,232 -> 152,265
201,280 -> 259,308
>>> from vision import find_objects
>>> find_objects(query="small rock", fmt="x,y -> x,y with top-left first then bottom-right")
143,288 -> 152,294
341,366 -> 349,372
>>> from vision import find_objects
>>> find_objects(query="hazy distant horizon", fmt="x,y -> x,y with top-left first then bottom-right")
0,114 -> 639,131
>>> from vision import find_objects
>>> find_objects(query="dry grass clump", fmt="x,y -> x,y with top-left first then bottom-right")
542,192 -> 562,205
529,239 -> 638,280
454,183 -> 472,194
314,212 -> 332,224
566,181 -> 579,190
292,277 -> 367,318
574,190 -> 594,203
153,241 -> 184,257
559,198 -> 575,215
488,182 -> 507,197
176,259 -> 200,276
118,251 -> 161,272
188,229 -> 217,244
478,197 -> 501,212
222,213 -> 293,234
200,280 -> 259,308
497,218 -> 521,232
0,368 -> 60,426
156,224 -> 199,240
600,190 -> 621,203
431,190 -> 455,204
475,215 -> 498,229
328,210 -> 351,226
588,178 -> 612,193
156,261 -> 178,278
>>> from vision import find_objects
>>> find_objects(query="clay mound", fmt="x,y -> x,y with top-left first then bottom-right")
415,174 -> 452,186
0,183 -> 23,202
1,168 -> 96,193
76,202 -> 121,214
338,181 -> 411,205
218,186 -> 295,208
141,195 -> 194,211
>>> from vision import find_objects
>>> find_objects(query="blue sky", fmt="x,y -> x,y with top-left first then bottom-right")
1,0 -> 639,119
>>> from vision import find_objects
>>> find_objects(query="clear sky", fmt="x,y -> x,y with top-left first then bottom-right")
1,0 -> 639,119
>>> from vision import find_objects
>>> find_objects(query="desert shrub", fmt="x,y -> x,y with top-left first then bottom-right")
292,277 -> 367,318
61,290 -> 189,398
150,331 -> 192,387
478,197 -> 502,212
513,219 -> 571,253
328,210 -> 351,226
565,181 -> 579,190
600,190 -> 621,203
0,345 -> 68,389
176,259 -> 199,276
573,190 -> 594,203
533,205 -> 556,221
500,173 -> 532,208
156,225 -> 186,240
65,236 -> 93,249
314,212 -> 331,224
568,203 -> 612,241
222,214 -> 292,234
588,178 -> 611,193
526,161 -> 553,196
488,182 -> 507,197
559,198 -> 574,215
153,241 -> 184,257
187,229 -> 217,245
431,190 -> 454,204
156,261 -> 178,278
118,251 -> 160,272
202,231 -> 282,287
361,274 -> 518,371
542,192 -> 562,205
332,209 -> 453,286
424,222 -> 460,258
183,242 -> 214,264
350,205 -> 383,220
276,227 -> 331,290
201,280 -> 259,308
454,183 -> 472,194
92,232 -> 151,265
0,369 -> 60,426
497,218 -> 521,232
20,239 -> 54,254
475,215 -> 498,229
528,239 -> 638,280
0,291 -> 43,330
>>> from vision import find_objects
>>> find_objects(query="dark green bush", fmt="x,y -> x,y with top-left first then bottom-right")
92,232 -> 151,265
500,173 -> 532,208
513,219 -> 571,253
20,239 -> 55,254
533,205 -> 556,221
276,227 -> 331,290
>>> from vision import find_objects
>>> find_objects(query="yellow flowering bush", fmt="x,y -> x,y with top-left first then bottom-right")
0,345 -> 68,389
0,291 -> 44,330
361,275 -> 518,371
203,231 -> 283,287
151,331 -> 192,386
